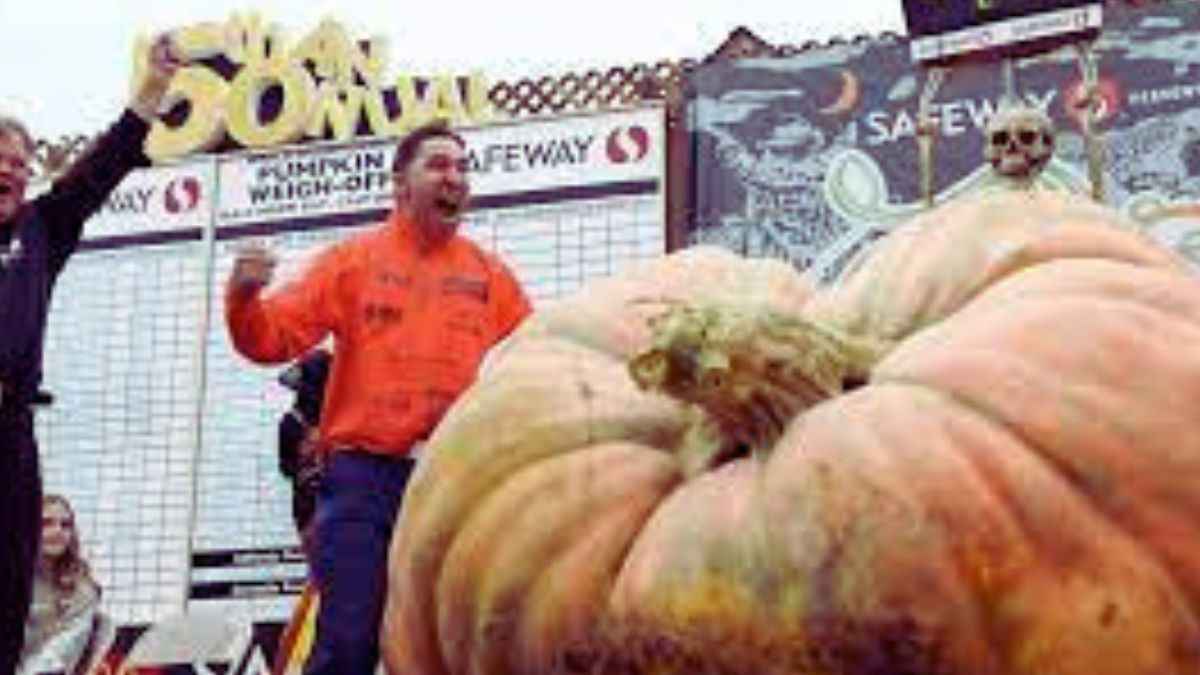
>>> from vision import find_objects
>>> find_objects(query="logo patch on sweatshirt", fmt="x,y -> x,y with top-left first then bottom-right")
441,275 -> 488,303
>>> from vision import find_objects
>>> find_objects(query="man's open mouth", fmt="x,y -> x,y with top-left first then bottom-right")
0,183 -> 12,197
434,196 -> 464,218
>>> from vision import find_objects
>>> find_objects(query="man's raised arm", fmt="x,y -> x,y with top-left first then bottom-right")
37,33 -> 185,274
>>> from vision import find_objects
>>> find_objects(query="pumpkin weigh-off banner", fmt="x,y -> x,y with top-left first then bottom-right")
681,0 -> 1200,282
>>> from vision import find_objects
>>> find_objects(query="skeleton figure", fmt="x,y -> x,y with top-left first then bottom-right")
984,102 -> 1056,181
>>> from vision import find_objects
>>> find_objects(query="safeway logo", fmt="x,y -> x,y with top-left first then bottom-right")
164,176 -> 202,214
605,125 -> 650,164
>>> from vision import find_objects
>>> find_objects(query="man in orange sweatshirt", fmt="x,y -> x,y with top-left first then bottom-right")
225,120 -> 532,675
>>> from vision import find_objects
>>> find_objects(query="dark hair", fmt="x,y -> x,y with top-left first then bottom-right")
391,119 -> 466,175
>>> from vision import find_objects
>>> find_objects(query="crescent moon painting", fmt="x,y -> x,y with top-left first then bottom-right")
820,69 -> 862,116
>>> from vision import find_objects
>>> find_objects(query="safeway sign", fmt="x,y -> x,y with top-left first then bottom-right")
80,160 -> 216,247
215,106 -> 663,226
462,107 -> 660,193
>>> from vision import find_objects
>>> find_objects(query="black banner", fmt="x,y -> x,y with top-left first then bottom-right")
191,546 -> 306,569
902,0 -> 1097,37
189,578 -> 307,600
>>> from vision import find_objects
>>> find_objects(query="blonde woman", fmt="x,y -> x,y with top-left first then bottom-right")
17,494 -> 105,675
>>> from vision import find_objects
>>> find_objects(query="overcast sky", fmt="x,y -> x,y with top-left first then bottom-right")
0,0 -> 907,140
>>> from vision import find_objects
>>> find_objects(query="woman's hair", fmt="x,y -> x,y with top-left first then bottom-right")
41,494 -> 97,595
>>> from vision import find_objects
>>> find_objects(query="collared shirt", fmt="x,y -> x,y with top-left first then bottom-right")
225,212 -> 532,457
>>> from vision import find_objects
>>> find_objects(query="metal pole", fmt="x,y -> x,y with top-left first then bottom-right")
1075,41 -> 1105,203
182,157 -> 220,613
917,65 -> 948,209
1002,57 -> 1017,105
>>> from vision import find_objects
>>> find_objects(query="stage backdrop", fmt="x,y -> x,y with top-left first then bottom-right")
683,0 -> 1200,281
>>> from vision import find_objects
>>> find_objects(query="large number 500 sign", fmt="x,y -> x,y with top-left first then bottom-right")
131,14 -> 495,160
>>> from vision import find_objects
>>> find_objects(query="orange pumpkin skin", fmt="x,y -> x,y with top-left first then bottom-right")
381,247 -> 814,675
382,192 -> 1200,675
806,189 -> 1184,341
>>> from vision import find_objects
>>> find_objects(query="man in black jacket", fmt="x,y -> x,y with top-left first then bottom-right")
0,34 -> 186,675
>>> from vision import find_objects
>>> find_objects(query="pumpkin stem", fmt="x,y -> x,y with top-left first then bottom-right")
629,304 -> 883,464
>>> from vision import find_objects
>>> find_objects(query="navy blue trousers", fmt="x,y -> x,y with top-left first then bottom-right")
303,451 -> 415,675
0,409 -> 40,675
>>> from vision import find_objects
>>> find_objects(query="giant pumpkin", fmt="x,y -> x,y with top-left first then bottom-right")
382,189 -> 1200,674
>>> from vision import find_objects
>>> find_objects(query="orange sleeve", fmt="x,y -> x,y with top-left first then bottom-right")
224,245 -> 346,364
489,261 -> 532,344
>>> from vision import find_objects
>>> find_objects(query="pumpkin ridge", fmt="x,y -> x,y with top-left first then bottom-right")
555,615 -> 956,675
807,195 -> 1185,346
874,374 -> 1200,629
960,226 -> 1187,303
414,338 -> 692,508
965,286 -> 1181,327
812,381 -> 1200,672
522,485 -> 678,674
444,444 -> 678,674
392,331 -> 707,673
389,367 -> 692,674
851,379 -> 1061,662
869,266 -> 1200,654
763,389 -> 1005,672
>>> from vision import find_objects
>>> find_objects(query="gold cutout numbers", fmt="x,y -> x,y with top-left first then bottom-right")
226,57 -> 316,148
135,14 -> 495,160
